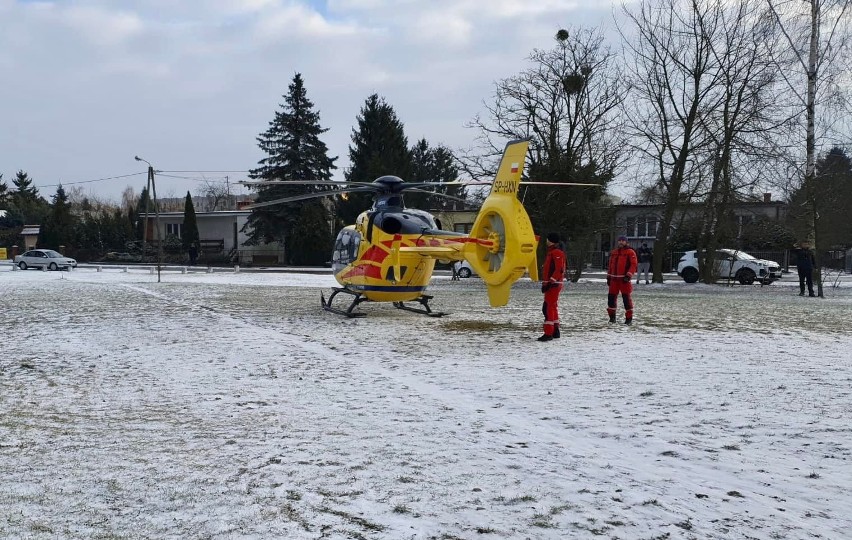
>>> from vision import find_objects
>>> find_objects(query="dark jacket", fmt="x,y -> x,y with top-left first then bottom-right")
637,246 -> 653,264
793,248 -> 815,271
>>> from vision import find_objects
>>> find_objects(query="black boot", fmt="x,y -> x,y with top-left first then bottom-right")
553,325 -> 561,339
608,313 -> 616,323
625,318 -> 633,325
537,334 -> 553,342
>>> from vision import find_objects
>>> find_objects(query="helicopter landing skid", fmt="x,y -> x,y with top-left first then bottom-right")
321,288 -> 368,318
393,295 -> 445,317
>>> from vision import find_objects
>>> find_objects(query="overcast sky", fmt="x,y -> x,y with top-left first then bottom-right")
1,0 -> 629,203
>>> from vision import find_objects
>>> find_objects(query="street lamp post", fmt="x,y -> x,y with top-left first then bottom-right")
135,156 -> 163,283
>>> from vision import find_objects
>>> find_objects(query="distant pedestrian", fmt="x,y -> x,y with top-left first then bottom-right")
538,232 -> 566,342
636,242 -> 653,284
607,235 -> 638,325
792,240 -> 816,297
188,243 -> 199,266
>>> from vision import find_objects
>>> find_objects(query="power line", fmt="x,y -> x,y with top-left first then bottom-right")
35,172 -> 147,189
159,170 -> 249,174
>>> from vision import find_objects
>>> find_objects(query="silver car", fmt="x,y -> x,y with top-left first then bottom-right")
14,249 -> 77,270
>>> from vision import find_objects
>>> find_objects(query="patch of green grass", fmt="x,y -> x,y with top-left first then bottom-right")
442,320 -> 519,332
674,519 -> 693,530
282,503 -> 312,531
531,513 -> 556,528
320,507 -> 385,532
549,504 -> 573,515
506,494 -> 537,504
29,522 -> 53,533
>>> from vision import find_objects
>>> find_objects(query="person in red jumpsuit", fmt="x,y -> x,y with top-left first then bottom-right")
607,235 -> 638,325
538,232 -> 566,342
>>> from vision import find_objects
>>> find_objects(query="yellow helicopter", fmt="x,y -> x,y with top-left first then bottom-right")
245,139 -> 594,317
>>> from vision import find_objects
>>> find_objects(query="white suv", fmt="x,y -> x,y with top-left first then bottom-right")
676,249 -> 781,285
453,260 -> 476,278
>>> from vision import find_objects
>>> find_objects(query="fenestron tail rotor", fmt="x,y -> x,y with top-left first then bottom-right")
482,212 -> 506,273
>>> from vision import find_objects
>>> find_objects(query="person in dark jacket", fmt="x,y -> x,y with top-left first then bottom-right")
792,240 -> 816,297
607,235 -> 638,324
188,243 -> 199,266
636,242 -> 653,284
538,232 -> 566,342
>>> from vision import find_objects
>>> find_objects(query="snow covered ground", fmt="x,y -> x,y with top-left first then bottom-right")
2,266 -> 851,539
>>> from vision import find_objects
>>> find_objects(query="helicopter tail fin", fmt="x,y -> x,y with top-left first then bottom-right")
465,139 -> 539,307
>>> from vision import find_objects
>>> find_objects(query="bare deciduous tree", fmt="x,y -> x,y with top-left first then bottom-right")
765,0 -> 852,297
196,178 -> 233,211
694,0 -> 788,283
464,26 -> 626,276
621,0 -> 723,282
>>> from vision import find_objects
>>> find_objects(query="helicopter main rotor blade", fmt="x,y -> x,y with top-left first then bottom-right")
406,188 -> 472,206
240,180 -> 377,188
244,187 -> 377,210
440,180 -> 602,187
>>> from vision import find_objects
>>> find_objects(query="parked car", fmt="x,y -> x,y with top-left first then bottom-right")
676,249 -> 781,285
14,249 -> 77,270
453,260 -> 476,278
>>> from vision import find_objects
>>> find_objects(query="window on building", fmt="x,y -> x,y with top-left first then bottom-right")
636,216 -> 658,238
454,223 -> 473,234
166,223 -> 183,238
737,214 -> 755,237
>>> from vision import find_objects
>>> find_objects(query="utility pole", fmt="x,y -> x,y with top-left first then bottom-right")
226,175 -> 231,209
135,156 -> 163,283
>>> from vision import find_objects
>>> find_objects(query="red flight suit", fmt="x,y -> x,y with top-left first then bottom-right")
607,245 -> 638,321
541,243 -> 566,337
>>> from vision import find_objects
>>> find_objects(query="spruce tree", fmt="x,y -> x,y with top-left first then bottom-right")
134,186 -> 151,241
40,184 -> 76,249
407,139 -> 463,211
789,147 -> 852,250
243,73 -> 337,265
182,191 -> 200,250
10,170 -> 49,225
12,170 -> 39,200
338,94 -> 411,224
0,173 -> 8,206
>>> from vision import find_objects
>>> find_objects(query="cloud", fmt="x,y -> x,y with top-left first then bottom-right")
0,0 -> 619,200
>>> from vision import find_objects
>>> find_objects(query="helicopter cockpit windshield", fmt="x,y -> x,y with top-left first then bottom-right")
331,228 -> 362,274
374,194 -> 404,209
